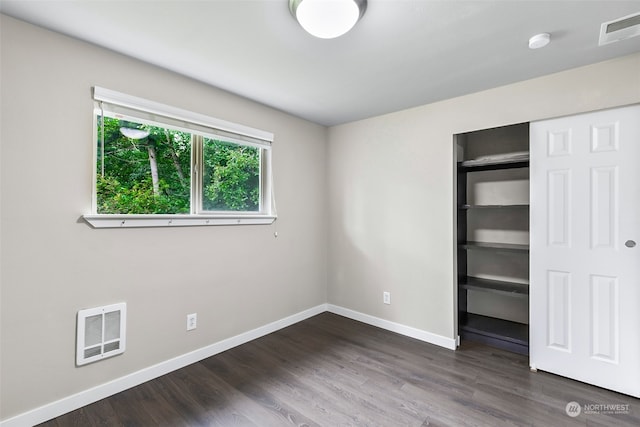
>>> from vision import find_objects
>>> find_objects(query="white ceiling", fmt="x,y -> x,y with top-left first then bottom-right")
2,1 -> 640,126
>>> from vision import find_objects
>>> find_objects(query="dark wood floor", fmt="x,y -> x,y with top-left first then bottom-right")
38,313 -> 639,426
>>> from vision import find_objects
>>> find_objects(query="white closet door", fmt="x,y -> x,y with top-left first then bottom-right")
530,104 -> 640,397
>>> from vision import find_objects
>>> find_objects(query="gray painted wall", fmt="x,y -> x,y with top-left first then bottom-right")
327,52 -> 640,339
0,15 -> 327,419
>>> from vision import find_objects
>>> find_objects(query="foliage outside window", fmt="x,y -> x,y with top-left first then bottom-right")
86,87 -> 274,228
97,118 -> 192,214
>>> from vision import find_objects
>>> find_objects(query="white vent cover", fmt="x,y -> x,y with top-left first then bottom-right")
599,12 -> 640,46
77,303 -> 126,366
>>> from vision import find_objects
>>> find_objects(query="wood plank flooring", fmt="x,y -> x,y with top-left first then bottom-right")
38,313 -> 640,426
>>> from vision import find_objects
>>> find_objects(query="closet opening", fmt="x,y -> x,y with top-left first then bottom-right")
454,122 -> 530,355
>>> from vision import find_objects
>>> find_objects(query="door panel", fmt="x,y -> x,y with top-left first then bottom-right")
530,105 -> 640,397
547,170 -> 571,247
590,274 -> 618,362
547,270 -> 571,351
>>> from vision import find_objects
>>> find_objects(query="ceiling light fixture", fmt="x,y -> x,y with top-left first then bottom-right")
289,0 -> 367,39
120,127 -> 149,139
528,33 -> 551,49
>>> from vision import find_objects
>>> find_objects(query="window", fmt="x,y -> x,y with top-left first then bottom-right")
84,87 -> 275,228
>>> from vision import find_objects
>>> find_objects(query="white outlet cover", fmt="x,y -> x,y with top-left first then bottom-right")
187,313 -> 197,331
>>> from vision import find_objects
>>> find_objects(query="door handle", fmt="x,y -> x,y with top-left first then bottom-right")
625,240 -> 636,248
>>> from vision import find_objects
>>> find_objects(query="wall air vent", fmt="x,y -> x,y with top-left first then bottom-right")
76,303 -> 126,366
599,12 -> 640,46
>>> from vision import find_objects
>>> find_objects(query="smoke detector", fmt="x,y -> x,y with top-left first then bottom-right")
529,33 -> 551,49
599,12 -> 640,46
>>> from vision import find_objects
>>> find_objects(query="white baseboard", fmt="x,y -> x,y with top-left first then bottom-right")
1,303 -> 456,427
327,304 -> 457,350
0,304 -> 327,427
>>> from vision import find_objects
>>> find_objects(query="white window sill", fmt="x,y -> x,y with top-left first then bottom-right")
83,214 -> 276,229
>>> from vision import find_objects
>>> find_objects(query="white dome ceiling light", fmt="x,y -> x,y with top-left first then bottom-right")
119,127 -> 150,140
289,0 -> 367,39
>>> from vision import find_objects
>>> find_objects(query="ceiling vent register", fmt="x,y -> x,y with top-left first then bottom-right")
599,12 -> 640,46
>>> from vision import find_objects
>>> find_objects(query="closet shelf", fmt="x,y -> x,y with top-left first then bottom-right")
460,241 -> 529,253
459,204 -> 529,209
458,158 -> 529,172
459,313 -> 529,355
459,276 -> 529,296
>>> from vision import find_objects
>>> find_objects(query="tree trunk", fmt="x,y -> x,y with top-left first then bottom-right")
147,144 -> 160,196
163,130 -> 186,187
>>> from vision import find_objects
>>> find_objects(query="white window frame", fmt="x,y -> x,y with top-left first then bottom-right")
83,87 -> 276,228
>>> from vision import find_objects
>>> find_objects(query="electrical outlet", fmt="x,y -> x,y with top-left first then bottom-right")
186,313 -> 197,331
383,292 -> 391,305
